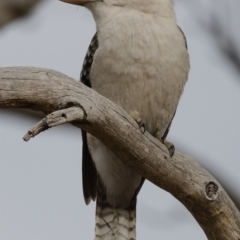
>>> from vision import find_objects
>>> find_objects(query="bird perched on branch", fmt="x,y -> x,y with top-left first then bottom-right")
60,0 -> 189,239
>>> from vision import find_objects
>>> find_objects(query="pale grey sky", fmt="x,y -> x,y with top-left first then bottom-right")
0,0 -> 239,239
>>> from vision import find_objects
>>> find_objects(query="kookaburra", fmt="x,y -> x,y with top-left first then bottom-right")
60,0 -> 189,239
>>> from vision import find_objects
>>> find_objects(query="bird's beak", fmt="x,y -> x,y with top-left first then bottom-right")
59,0 -> 96,6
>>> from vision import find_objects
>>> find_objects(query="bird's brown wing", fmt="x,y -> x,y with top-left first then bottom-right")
160,26 -> 187,141
80,33 -> 99,204
178,25 -> 188,49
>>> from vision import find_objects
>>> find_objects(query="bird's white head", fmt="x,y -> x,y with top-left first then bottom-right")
60,0 -> 174,21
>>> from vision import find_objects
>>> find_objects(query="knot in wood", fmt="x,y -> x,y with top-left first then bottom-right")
205,181 -> 219,200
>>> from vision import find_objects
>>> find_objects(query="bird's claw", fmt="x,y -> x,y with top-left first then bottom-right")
130,110 -> 146,134
162,139 -> 175,157
156,137 -> 175,157
138,121 -> 146,134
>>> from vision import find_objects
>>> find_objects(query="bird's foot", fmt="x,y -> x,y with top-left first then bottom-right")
130,110 -> 146,133
158,138 -> 175,157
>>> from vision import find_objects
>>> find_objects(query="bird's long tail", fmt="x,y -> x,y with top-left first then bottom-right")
95,184 -> 137,240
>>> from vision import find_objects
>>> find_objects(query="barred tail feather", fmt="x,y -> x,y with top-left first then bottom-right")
95,204 -> 136,240
95,182 -> 137,240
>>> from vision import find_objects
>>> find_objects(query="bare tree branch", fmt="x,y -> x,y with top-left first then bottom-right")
23,106 -> 84,141
0,67 -> 240,240
0,0 -> 43,28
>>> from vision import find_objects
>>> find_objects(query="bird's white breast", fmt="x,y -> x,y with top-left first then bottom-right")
91,10 -> 189,137
87,9 -> 189,207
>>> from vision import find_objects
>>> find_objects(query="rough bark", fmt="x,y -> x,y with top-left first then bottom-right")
0,67 -> 240,239
0,0 -> 43,28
